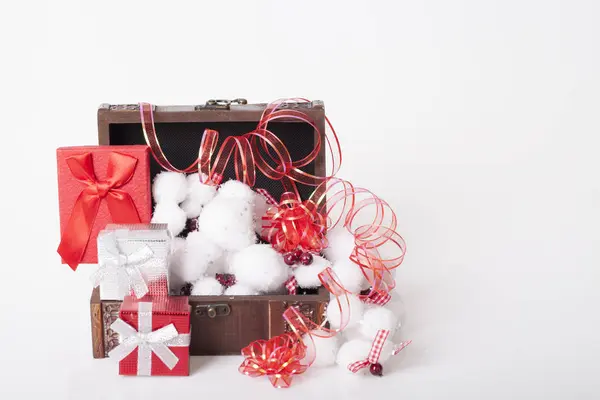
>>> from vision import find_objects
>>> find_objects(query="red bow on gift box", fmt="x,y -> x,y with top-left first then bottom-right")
57,152 -> 141,270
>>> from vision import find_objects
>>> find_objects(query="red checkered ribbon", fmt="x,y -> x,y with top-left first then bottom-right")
363,290 -> 392,306
348,329 -> 390,373
256,188 -> 277,206
285,276 -> 298,295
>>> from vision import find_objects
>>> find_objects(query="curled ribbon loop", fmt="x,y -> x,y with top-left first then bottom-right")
139,99 -> 342,189
238,333 -> 308,388
91,232 -> 154,299
57,152 -> 141,270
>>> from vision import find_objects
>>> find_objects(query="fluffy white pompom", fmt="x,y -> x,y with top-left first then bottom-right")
205,255 -> 227,276
293,255 -> 330,288
229,244 -> 289,292
331,259 -> 367,294
323,227 -> 356,264
197,197 -> 256,251
151,202 -> 187,236
167,237 -> 187,290
301,329 -> 340,367
224,284 -> 259,296
359,306 -> 400,340
180,173 -> 217,218
336,339 -> 393,373
326,294 -> 364,330
191,276 -> 223,295
153,171 -> 188,204
170,231 -> 223,283
336,339 -> 373,374
217,180 -> 256,203
253,192 -> 271,233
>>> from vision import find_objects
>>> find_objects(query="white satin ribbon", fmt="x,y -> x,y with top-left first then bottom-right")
92,232 -> 154,299
108,302 -> 190,376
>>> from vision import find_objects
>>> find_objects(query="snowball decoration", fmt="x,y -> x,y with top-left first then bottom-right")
167,237 -> 187,290
323,227 -> 356,264
216,179 -> 256,203
197,197 -> 256,252
229,244 -> 289,292
331,259 -> 367,294
205,255 -> 227,276
191,276 -> 224,295
293,255 -> 331,288
336,339 -> 373,374
359,306 -> 400,340
253,192 -> 270,233
326,294 -> 364,330
224,284 -> 259,296
151,202 -> 187,236
180,173 -> 217,218
170,231 -> 223,283
301,329 -> 340,367
152,171 -> 188,204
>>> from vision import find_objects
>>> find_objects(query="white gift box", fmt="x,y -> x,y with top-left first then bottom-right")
94,223 -> 171,300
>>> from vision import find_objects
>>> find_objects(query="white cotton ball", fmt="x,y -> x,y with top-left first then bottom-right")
229,244 -> 289,292
293,255 -> 331,288
331,259 -> 367,294
336,339 -> 373,374
151,202 -> 187,236
323,227 -> 356,264
171,231 -> 223,283
181,173 -> 218,218
359,306 -> 400,340
217,180 -> 256,203
191,276 -> 223,295
167,237 -> 187,291
153,171 -> 188,204
197,197 -> 256,251
326,294 -> 364,330
301,329 -> 340,367
224,284 -> 259,296
205,255 -> 227,276
253,192 -> 271,233
341,326 -> 363,342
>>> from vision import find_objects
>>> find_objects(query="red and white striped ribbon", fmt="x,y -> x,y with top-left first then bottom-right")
363,290 -> 392,306
392,340 -> 412,356
348,329 -> 390,373
285,276 -> 298,295
256,188 -> 277,206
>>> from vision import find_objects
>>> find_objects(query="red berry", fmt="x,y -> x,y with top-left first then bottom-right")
284,253 -> 297,266
293,249 -> 303,259
369,363 -> 383,376
299,252 -> 313,265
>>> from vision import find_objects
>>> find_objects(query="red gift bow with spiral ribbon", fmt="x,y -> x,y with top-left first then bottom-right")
57,152 -> 141,270
348,329 -> 411,373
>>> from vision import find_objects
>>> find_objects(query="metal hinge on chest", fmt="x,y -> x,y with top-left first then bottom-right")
193,304 -> 231,318
196,98 -> 248,110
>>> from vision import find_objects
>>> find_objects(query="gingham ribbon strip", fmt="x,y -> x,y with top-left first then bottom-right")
285,276 -> 298,295
392,340 -> 412,356
363,290 -> 392,306
256,188 -> 278,206
348,329 -> 390,373
108,302 -> 191,376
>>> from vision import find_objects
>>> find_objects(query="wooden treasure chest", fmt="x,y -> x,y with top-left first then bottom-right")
91,99 -> 330,358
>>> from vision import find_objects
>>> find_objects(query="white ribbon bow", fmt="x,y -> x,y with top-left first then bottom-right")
92,232 -> 154,299
108,302 -> 190,376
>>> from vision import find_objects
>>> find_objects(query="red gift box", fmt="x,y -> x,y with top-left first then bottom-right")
56,145 -> 151,270
110,295 -> 191,376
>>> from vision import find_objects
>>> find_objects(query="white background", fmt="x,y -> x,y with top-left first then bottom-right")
1,0 -> 599,399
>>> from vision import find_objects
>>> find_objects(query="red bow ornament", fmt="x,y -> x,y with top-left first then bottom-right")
239,333 -> 308,388
348,329 -> 411,376
57,151 -> 142,270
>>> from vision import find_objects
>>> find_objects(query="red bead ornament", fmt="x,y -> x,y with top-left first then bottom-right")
284,252 -> 298,266
369,363 -> 383,377
299,252 -> 313,266
293,249 -> 303,260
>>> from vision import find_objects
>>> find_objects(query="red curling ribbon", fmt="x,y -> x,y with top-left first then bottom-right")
57,152 -> 141,270
238,332 -> 308,388
139,99 -> 342,189
261,192 -> 328,254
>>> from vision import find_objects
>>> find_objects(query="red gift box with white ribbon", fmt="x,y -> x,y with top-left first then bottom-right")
109,295 -> 191,376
